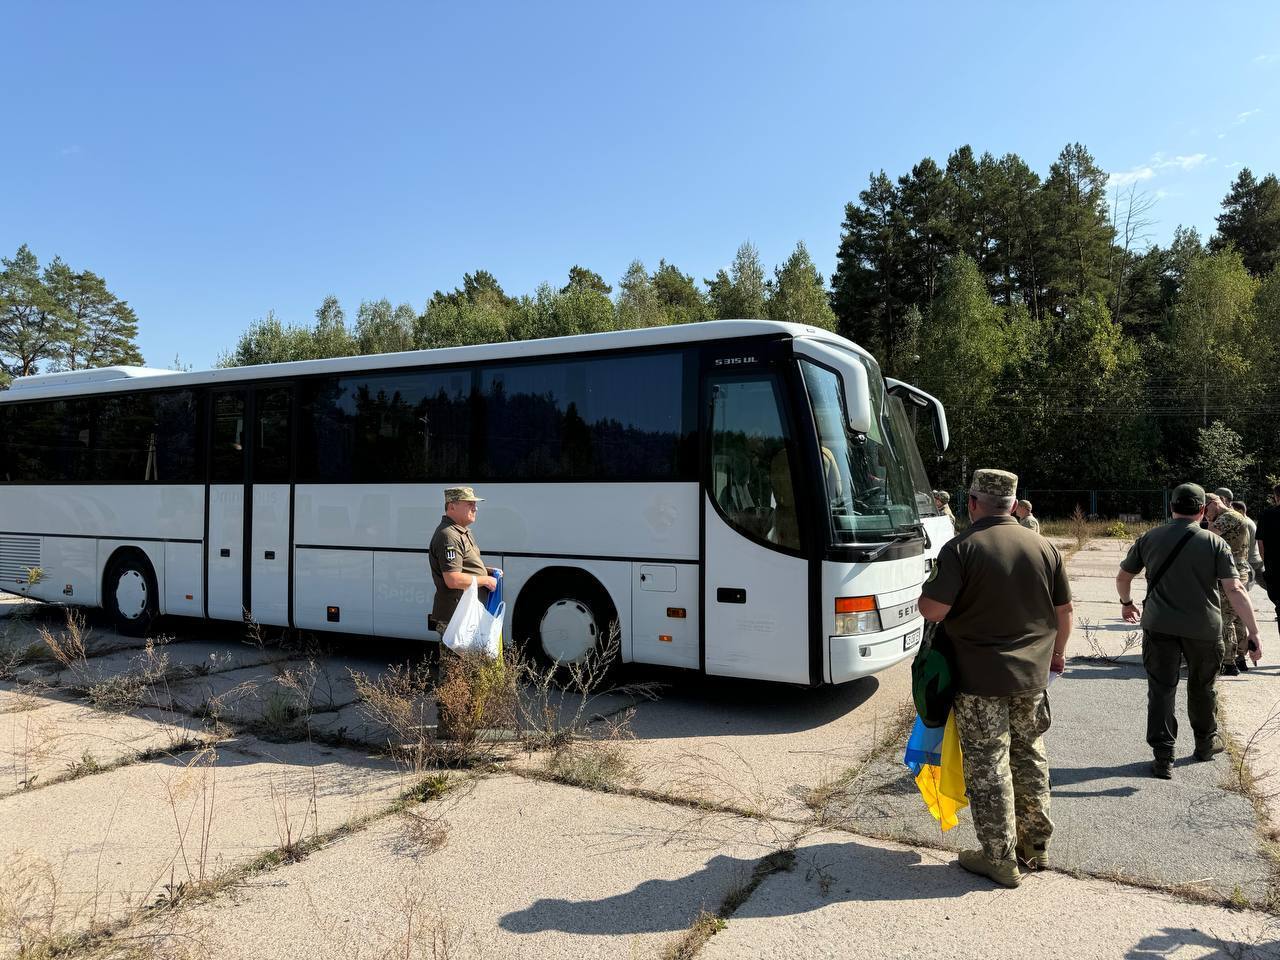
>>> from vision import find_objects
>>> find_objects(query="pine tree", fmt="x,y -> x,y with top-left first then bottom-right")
765,242 -> 836,331
1211,168 -> 1280,277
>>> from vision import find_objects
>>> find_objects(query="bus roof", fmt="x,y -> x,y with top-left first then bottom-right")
0,319 -> 869,402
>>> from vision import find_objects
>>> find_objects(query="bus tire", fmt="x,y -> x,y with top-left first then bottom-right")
103,551 -> 158,637
517,572 -> 618,677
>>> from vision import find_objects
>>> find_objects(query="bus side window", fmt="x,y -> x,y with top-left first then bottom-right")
709,378 -> 799,551
211,391 -> 246,483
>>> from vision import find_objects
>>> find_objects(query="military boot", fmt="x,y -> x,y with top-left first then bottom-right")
1151,757 -> 1173,779
1016,839 -> 1049,871
1194,735 -> 1225,761
957,848 -> 1021,888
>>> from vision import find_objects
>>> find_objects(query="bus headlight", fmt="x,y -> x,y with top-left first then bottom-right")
835,596 -> 882,635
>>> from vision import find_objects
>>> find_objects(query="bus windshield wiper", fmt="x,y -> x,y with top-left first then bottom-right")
856,529 -> 921,560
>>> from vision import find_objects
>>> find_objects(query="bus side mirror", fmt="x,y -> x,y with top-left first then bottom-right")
840,361 -> 873,436
885,378 -> 950,452
793,339 -> 872,435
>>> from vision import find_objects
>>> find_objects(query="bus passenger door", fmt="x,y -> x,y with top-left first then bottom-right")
703,374 -> 811,684
249,386 -> 292,627
208,390 -> 246,621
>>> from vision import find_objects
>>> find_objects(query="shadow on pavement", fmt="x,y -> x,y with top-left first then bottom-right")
1126,925 -> 1279,959
616,668 -> 882,738
499,841 -> 962,935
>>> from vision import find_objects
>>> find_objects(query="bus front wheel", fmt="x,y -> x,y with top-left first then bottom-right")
104,552 -> 158,637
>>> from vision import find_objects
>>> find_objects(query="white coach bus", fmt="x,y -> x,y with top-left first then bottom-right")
0,320 -> 949,686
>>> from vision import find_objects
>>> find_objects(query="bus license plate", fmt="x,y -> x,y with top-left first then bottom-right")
903,628 -> 922,652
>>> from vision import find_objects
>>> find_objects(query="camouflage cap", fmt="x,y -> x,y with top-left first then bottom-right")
1214,487 -> 1234,502
969,468 -> 1018,498
1017,499 -> 1033,512
444,486 -> 484,503
933,490 -> 951,504
1204,492 -> 1223,508
1171,482 -> 1205,512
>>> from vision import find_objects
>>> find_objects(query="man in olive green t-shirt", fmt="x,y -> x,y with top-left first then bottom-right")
920,468 -> 1073,889
1116,483 -> 1262,779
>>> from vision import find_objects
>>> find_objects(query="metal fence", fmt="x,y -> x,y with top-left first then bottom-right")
937,488 -> 1173,521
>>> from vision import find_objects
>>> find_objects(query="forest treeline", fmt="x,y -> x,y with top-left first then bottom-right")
4,142 -> 1280,511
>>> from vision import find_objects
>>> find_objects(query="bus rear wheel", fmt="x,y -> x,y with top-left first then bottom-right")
104,553 -> 158,637
521,575 -> 618,678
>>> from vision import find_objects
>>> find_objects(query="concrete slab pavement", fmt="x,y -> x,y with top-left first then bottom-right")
700,830 -> 1280,960
0,735 -> 407,932
0,686 -> 197,795
152,774 -> 791,960
599,663 -> 913,820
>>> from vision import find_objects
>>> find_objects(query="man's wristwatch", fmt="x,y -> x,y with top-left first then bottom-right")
1120,599 -> 1135,607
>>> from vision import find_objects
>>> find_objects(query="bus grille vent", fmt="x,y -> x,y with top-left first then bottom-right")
0,536 -> 42,585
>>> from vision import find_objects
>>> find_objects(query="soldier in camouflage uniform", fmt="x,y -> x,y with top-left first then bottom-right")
1205,493 -> 1250,675
1014,499 -> 1041,533
920,468 -> 1073,889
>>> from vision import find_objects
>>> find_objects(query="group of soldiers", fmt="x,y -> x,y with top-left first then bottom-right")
933,489 -> 1040,533
1200,487 -> 1265,676
917,469 -> 1267,889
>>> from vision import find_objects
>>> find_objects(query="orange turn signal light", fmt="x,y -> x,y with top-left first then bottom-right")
666,607 -> 686,619
659,634 -> 673,643
835,596 -> 876,614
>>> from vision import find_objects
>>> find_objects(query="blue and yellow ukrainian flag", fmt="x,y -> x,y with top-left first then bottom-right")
903,713 -> 968,831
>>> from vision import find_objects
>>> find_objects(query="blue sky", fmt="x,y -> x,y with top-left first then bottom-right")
4,1 -> 1278,370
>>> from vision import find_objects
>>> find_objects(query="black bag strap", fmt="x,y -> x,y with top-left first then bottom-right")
1146,528 -> 1197,601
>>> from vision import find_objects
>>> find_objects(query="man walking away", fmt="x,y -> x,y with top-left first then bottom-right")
1014,499 -> 1041,533
1255,484 -> 1280,620
920,469 -> 1072,889
1233,500 -> 1264,595
1205,494 -> 1251,675
1116,484 -> 1263,780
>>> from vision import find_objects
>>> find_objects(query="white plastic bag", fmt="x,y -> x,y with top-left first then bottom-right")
441,581 -> 504,660
441,580 -> 483,653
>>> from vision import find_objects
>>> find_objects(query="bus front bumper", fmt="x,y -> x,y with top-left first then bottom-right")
828,618 -> 924,683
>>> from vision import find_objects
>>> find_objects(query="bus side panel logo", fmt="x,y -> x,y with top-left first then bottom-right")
714,356 -> 758,367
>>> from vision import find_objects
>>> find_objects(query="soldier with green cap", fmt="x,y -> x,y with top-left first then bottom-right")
919,468 -> 1073,889
429,487 -> 500,634
429,487 -> 501,737
1116,483 -> 1263,780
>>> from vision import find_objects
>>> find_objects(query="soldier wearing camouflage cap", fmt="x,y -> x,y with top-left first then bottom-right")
1117,483 -> 1262,780
932,489 -> 955,523
920,468 -> 1073,888
1205,494 -> 1251,675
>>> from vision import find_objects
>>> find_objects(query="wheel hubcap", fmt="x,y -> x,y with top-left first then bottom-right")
115,570 -> 148,620
539,599 -> 598,665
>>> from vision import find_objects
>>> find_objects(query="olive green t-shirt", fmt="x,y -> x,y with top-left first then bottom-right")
428,516 -> 489,627
921,515 -> 1071,697
1120,518 -> 1237,644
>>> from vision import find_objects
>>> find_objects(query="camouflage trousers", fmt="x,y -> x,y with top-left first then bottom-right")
953,691 -> 1054,864
1218,583 -> 1248,662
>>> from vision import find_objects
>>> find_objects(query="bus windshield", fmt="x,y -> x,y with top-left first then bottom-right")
800,357 -> 921,543
888,395 -> 941,518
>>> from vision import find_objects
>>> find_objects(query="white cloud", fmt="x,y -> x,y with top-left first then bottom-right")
1254,53 -> 1279,65
58,145 -> 81,156
1234,109 -> 1261,125
1108,152 -> 1209,189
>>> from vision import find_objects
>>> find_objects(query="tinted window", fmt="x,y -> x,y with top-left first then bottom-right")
477,352 -> 689,481
709,376 -> 799,550
211,391 -> 246,483
298,369 -> 472,482
254,387 -> 291,483
0,389 -> 201,483
0,399 -> 91,482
